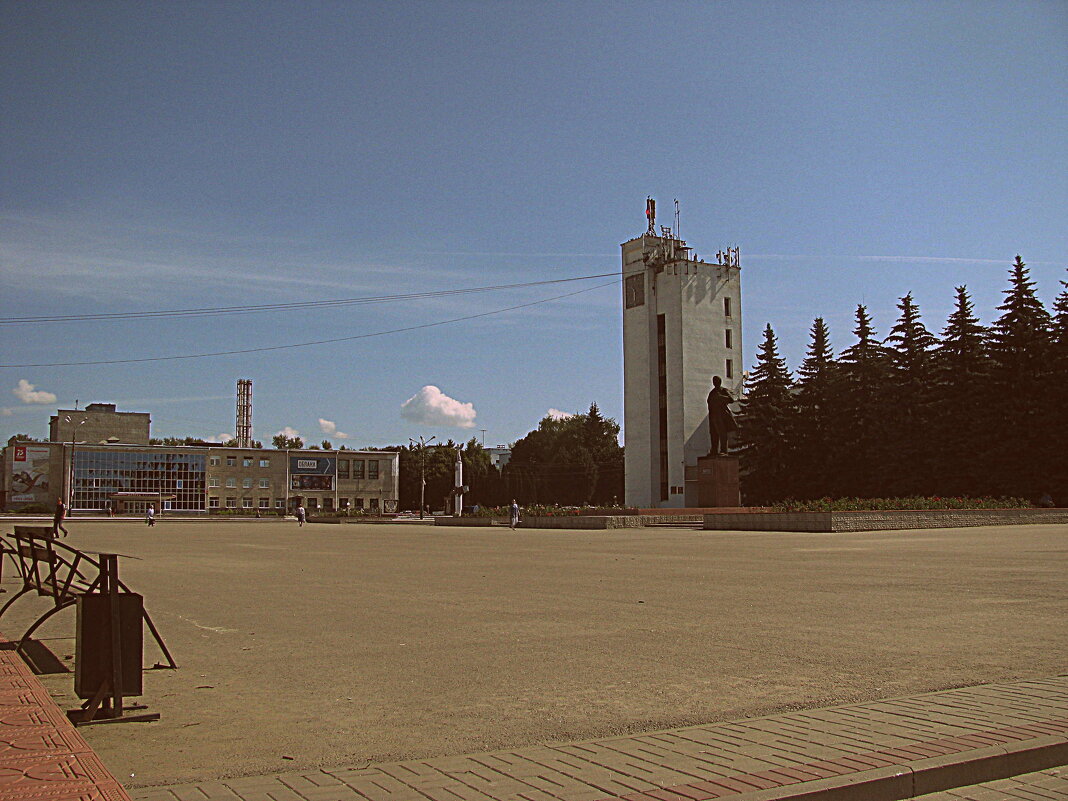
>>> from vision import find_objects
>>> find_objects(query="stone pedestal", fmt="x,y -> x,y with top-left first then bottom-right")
696,455 -> 741,507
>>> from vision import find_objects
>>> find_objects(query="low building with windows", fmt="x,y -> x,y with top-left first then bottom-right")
2,404 -> 399,515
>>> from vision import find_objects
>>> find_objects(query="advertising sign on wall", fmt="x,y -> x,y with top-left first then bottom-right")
10,445 -> 51,504
289,455 -> 336,491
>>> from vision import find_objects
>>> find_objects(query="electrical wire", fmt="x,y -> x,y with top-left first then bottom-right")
0,272 -> 631,325
0,280 -> 618,369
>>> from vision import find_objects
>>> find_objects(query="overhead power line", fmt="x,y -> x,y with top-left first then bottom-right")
0,281 -> 618,369
0,272 -> 626,325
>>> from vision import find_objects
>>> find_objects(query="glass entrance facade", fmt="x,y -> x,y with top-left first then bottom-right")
72,449 -> 207,511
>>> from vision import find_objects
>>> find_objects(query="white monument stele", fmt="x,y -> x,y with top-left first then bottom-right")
622,198 -> 743,508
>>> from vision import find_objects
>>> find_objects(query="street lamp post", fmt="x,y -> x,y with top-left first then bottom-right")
408,435 -> 436,519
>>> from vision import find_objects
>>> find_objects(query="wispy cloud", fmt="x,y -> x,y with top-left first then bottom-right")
545,408 -> 574,420
746,253 -> 1062,266
0,212 -> 476,305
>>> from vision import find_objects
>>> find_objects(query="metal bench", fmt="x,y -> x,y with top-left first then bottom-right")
1,525 -> 177,723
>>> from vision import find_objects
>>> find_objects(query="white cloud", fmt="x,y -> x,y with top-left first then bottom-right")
400,386 -> 476,429
546,408 -> 574,420
203,432 -> 235,443
318,418 -> 350,439
12,379 -> 56,404
0,407 -> 12,416
276,426 -> 301,439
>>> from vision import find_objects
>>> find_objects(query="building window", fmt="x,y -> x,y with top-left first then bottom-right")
352,460 -> 365,479
227,457 -> 236,467
308,498 -> 318,510
624,273 -> 645,309
259,478 -> 269,489
210,457 -> 220,466
259,459 -> 270,468
369,498 -> 379,512
339,498 -> 350,509
226,478 -> 237,488
725,329 -> 732,349
726,358 -> 734,379
367,460 -> 379,480
242,457 -> 252,468
209,477 -> 220,488
209,497 -> 220,509
724,297 -> 732,317
240,478 -> 250,488
354,497 -> 364,510
226,497 -> 237,509
275,498 -> 284,509
258,497 -> 269,508
337,460 -> 349,479
242,498 -> 253,508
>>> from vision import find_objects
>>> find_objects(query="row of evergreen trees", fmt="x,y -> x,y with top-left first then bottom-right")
737,257 -> 1067,505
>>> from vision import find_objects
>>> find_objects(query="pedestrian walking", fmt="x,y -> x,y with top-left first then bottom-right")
509,499 -> 520,530
146,504 -> 156,526
52,497 -> 69,538
296,505 -> 306,527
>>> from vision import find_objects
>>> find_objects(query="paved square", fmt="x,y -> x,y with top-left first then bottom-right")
1,521 -> 1064,788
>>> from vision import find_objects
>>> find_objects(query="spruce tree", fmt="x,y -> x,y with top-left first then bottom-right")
835,305 -> 891,497
1044,274 -> 1068,504
737,324 -> 796,504
988,256 -> 1053,496
794,317 -> 839,499
933,286 -> 991,496
883,293 -> 938,494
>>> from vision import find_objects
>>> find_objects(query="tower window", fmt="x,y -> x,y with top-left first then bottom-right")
724,297 -> 732,317
725,329 -> 732,349
725,359 -> 734,379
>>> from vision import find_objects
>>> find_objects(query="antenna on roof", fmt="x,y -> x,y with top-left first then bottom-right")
674,199 -> 680,242
645,196 -> 656,234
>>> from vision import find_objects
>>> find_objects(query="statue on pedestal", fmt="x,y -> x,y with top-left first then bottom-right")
706,375 -> 737,456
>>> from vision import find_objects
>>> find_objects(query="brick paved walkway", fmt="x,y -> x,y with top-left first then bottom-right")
0,633 -> 133,801
132,676 -> 1068,801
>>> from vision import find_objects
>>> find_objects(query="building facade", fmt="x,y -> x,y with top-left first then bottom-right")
50,403 -> 150,445
622,206 -> 743,508
3,404 -> 399,514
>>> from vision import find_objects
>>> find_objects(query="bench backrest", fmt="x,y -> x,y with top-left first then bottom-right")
6,529 -> 93,601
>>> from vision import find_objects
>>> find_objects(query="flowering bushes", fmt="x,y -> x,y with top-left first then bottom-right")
771,496 -> 1031,512
465,504 -> 638,518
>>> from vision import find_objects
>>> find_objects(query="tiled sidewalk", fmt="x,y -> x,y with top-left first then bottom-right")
134,676 -> 1068,801
0,633 -> 133,801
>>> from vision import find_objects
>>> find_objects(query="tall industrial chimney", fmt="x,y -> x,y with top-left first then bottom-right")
236,379 -> 253,448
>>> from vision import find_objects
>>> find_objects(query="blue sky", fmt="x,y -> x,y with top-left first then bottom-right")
2,1 -> 1066,448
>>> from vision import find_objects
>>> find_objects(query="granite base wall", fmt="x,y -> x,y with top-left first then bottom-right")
433,516 -> 504,527
703,509 -> 1068,532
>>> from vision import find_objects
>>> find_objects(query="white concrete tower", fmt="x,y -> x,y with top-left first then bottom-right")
622,199 -> 743,508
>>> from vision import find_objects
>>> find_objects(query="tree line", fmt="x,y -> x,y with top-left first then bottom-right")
383,403 -> 624,511
737,257 -> 1067,505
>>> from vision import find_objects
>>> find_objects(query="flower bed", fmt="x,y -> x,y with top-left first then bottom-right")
705,507 -> 1068,532
771,496 -> 1030,512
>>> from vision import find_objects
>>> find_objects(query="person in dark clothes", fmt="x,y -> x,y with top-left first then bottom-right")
52,497 -> 69,538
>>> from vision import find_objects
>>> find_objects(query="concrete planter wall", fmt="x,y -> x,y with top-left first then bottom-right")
521,515 -> 642,529
703,508 -> 1068,533
433,516 -> 504,527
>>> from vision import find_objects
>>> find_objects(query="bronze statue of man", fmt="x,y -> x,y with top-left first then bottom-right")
706,375 -> 737,456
